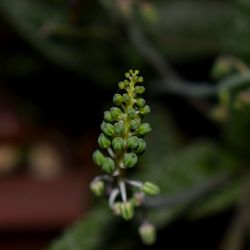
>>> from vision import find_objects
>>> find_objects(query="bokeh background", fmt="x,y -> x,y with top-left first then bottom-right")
1,0 -> 250,249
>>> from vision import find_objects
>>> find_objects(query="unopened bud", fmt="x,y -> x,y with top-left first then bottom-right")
130,118 -> 141,130
120,201 -> 134,220
90,180 -> 105,197
114,122 -> 125,136
127,136 -> 139,149
98,133 -> 111,148
93,150 -> 105,166
127,107 -> 136,118
110,107 -> 122,120
137,98 -> 146,107
134,138 -> 146,154
112,137 -> 124,152
104,111 -> 113,123
113,93 -> 123,106
141,182 -> 160,196
138,76 -> 144,83
101,122 -> 114,136
124,153 -> 138,168
139,222 -> 156,245
140,105 -> 151,115
118,81 -> 125,89
136,123 -> 151,136
135,86 -> 145,94
102,157 -> 115,173
113,202 -> 122,215
123,93 -> 130,103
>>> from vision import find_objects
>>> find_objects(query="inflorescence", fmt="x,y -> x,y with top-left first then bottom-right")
90,69 -> 160,245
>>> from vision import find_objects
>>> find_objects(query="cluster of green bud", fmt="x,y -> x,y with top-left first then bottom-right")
90,70 -> 159,245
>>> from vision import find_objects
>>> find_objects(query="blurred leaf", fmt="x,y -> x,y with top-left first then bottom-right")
49,205 -> 113,250
137,105 -> 240,227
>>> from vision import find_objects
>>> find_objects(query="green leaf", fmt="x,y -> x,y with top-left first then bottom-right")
48,205 -> 113,250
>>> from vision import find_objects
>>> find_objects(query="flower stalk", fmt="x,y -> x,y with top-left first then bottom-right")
91,69 -> 160,244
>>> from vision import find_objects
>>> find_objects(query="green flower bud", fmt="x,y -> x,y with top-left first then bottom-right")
130,118 -> 141,130
114,122 -> 125,136
110,107 -> 122,120
141,182 -> 160,196
113,202 -> 122,215
127,107 -> 136,118
132,75 -> 138,83
102,157 -> 115,173
134,138 -> 146,154
101,122 -> 115,136
120,201 -> 134,220
139,222 -> 156,245
137,98 -> 146,107
93,150 -> 105,166
113,93 -> 123,106
98,133 -> 111,148
134,69 -> 139,75
90,180 -> 105,197
136,123 -> 151,136
123,93 -> 130,103
118,81 -> 125,89
127,136 -> 139,149
135,86 -> 145,94
129,69 -> 134,75
112,137 -> 124,152
125,72 -> 130,78
138,76 -> 144,83
124,153 -> 138,168
140,105 -> 151,115
124,79 -> 129,86
104,111 -> 113,123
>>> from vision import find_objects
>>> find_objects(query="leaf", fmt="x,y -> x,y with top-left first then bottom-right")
137,105 -> 240,227
48,205 -> 113,250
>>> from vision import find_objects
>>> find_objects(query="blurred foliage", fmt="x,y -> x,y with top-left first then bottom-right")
2,0 -> 250,249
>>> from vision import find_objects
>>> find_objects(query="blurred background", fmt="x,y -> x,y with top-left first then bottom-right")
1,0 -> 250,249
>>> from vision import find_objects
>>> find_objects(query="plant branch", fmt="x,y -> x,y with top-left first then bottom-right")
144,173 -> 231,209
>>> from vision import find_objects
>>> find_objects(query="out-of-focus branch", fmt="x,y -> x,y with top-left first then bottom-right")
144,173 -> 231,209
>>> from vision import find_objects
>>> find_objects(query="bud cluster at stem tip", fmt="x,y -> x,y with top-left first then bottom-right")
90,69 -> 160,245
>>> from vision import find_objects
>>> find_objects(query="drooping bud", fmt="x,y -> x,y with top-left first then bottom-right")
112,137 -> 124,152
136,123 -> 151,136
120,201 -> 134,220
138,222 -> 156,245
104,111 -> 113,123
127,107 -> 136,118
93,150 -> 105,166
101,122 -> 115,136
135,86 -> 145,94
127,136 -> 139,149
113,202 -> 122,215
124,153 -> 138,168
137,98 -> 146,107
134,138 -> 146,154
98,133 -> 111,148
102,157 -> 115,173
141,182 -> 160,196
130,118 -> 141,130
113,93 -> 123,106
114,122 -> 125,136
110,107 -> 122,120
140,105 -> 151,115
90,180 -> 105,197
